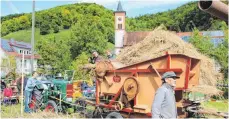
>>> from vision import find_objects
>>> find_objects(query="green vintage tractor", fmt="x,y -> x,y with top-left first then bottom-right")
29,70 -> 79,113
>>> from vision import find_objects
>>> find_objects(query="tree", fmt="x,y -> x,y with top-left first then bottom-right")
212,22 -> 228,78
53,24 -> 59,33
1,55 -> 16,80
36,35 -> 72,74
40,20 -> 51,35
69,15 -> 109,59
1,22 -> 10,36
18,15 -> 30,29
61,9 -> 72,29
189,28 -> 214,56
69,52 -> 91,81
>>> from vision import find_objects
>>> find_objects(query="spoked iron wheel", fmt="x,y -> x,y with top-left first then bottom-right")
74,98 -> 87,112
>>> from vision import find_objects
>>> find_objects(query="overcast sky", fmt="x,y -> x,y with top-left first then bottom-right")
1,0 -> 195,18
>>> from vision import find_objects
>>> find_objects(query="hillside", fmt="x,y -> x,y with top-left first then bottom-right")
1,1 -> 227,40
2,28 -> 114,50
1,3 -> 114,42
126,2 -> 227,32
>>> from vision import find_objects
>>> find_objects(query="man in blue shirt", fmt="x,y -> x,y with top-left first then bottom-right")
24,71 -> 38,113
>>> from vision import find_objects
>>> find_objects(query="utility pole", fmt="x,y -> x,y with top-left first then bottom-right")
31,0 -> 35,73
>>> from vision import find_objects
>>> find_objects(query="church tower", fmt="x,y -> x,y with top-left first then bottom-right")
114,1 -> 126,55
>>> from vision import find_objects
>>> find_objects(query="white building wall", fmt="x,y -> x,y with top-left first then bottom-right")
15,58 -> 38,74
115,30 -> 125,55
0,48 -> 7,77
13,47 -> 30,55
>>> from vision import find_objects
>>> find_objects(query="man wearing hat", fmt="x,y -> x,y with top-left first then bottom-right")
152,71 -> 179,118
88,50 -> 103,64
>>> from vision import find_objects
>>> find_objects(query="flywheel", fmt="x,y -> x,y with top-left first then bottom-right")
123,77 -> 139,101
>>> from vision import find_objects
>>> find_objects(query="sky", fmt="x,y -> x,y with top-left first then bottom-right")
1,0 -> 195,18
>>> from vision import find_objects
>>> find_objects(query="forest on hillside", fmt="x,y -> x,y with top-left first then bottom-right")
1,2 -> 228,81
1,2 -> 228,37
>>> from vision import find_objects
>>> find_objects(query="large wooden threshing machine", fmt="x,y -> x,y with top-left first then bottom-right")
86,53 -> 201,118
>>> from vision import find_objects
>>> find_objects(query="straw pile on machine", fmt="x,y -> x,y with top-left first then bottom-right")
116,28 -> 223,95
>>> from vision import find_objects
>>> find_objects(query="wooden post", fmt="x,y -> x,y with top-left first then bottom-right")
150,63 -> 162,79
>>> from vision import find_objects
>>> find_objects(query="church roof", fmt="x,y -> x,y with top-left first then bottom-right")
124,31 -> 151,46
117,1 -> 123,11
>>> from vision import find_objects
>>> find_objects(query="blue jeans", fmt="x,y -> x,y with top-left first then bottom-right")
24,90 -> 32,113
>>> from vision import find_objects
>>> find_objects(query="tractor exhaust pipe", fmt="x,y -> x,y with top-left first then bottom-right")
198,0 -> 228,21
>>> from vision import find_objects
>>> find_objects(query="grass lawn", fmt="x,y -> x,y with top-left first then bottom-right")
2,29 -> 71,43
2,28 -> 115,51
201,100 -> 228,112
1,103 -> 83,118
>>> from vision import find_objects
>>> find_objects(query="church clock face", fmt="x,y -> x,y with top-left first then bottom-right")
117,16 -> 123,22
118,17 -> 122,21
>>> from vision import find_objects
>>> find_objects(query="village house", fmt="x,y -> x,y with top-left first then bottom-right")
0,39 -> 40,76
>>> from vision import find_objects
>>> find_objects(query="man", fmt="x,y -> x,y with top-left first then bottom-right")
106,50 -> 115,60
55,72 -> 63,80
17,76 -> 28,94
152,71 -> 179,119
24,71 -> 38,113
88,50 -> 103,64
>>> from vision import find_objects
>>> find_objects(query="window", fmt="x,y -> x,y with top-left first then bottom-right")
118,24 -> 122,29
20,50 -> 22,54
27,51 -> 29,54
24,60 -> 27,67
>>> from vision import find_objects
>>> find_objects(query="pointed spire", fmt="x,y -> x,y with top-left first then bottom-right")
117,1 -> 123,11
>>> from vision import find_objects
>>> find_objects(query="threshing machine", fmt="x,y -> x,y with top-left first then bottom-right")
83,53 -> 202,118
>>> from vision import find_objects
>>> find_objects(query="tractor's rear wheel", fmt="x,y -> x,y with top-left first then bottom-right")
45,100 -> 58,113
30,87 -> 44,112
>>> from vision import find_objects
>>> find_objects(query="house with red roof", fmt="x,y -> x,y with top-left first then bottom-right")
1,39 -> 40,76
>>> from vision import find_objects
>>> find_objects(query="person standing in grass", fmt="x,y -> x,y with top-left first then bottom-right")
24,71 -> 38,113
152,71 -> 179,118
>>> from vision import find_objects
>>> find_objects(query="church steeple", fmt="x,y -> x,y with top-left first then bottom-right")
117,1 -> 123,11
114,1 -> 126,55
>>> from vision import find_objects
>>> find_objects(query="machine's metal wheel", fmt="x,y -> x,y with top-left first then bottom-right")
106,112 -> 123,119
74,98 -> 87,112
45,100 -> 58,113
123,77 -> 139,101
114,102 -> 124,111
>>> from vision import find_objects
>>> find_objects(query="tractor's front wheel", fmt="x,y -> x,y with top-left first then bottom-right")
45,100 -> 58,113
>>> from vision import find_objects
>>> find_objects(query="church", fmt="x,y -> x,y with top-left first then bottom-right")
113,1 -> 225,59
114,1 -> 151,55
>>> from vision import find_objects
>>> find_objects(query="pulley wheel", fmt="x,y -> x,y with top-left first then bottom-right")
123,77 -> 139,101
